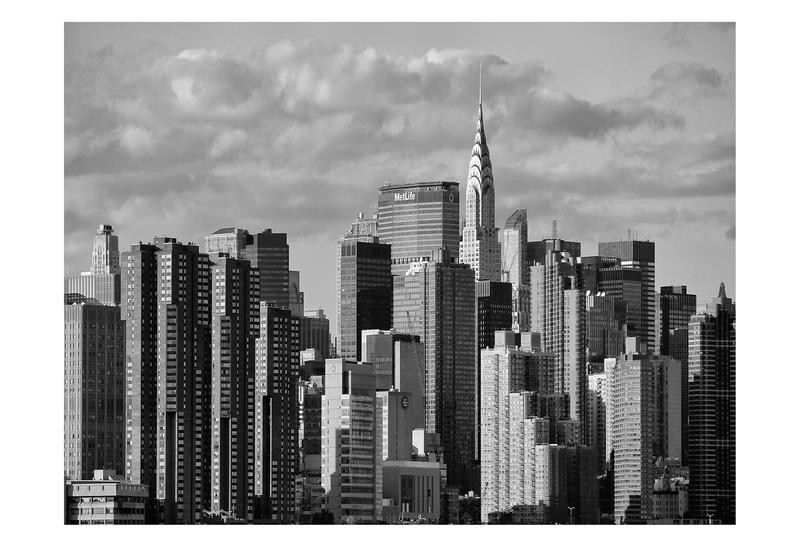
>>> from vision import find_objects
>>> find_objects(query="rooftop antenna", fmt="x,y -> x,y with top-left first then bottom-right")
479,61 -> 482,105
551,220 -> 559,240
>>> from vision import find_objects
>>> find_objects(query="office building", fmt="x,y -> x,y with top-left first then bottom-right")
528,237 -> 581,267
321,359 -> 382,523
65,470 -> 149,525
393,250 -> 477,492
64,295 -> 125,480
300,309 -> 330,360
288,270 -> 304,316
65,224 -> 122,306
254,303 -> 300,522
598,239 -> 655,355
382,461 -> 442,523
153,238 -> 212,524
460,77 -> 500,282
209,255 -> 260,519
297,375 -> 324,522
245,229 -> 290,307
392,334 -> 426,430
120,242 -> 160,516
660,285 -> 696,464
688,283 -> 736,524
586,291 -> 625,364
377,181 -> 460,277
377,389 -> 414,461
501,209 -> 531,333
612,352 -> 655,524
361,329 -> 397,390
336,217 -> 392,361
651,355 -> 682,461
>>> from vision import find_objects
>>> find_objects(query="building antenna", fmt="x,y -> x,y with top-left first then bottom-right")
479,61 -> 482,105
551,220 -> 559,240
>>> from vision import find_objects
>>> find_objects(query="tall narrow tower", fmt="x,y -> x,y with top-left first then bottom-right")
460,65 -> 501,281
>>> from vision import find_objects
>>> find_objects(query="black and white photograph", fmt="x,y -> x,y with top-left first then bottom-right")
5,1 -> 796,540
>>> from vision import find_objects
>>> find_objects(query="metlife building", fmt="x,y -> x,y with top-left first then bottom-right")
377,181 -> 460,277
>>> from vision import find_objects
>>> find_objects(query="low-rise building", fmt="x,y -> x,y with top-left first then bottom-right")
65,470 -> 149,524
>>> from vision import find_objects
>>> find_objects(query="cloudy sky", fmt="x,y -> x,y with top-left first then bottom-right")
65,23 -> 735,327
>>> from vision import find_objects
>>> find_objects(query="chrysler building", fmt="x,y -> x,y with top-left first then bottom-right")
460,67 -> 501,281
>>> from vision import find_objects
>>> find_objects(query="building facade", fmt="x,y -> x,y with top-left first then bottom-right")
460,78 -> 501,282
377,181 -> 460,277
65,470 -> 149,525
688,283 -> 736,524
254,303 -> 300,522
64,295 -> 125,480
392,250 -> 477,493
598,240 -> 656,355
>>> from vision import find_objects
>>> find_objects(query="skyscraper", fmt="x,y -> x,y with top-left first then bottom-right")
598,239 -> 656,355
611,352 -> 655,524
120,242 -> 160,517
501,209 -> 530,332
205,227 -> 249,259
64,294 -> 125,480
651,355 -> 683,462
585,291 -> 625,366
91,224 -> 120,275
531,250 -> 587,441
153,238 -> 211,524
660,285 -> 696,464
209,254 -> 260,519
393,250 -> 477,492
321,359 -> 382,523
300,308 -> 330,360
377,181 -> 460,277
288,270 -> 304,317
336,220 -> 392,360
528,236 -> 581,268
65,224 -> 122,306
254,303 -> 300,522
480,331 -> 553,521
460,71 -> 500,282
688,283 -> 735,524
245,228 -> 290,307
475,280 -> 512,461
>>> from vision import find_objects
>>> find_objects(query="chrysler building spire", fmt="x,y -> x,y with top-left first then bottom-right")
460,64 -> 500,281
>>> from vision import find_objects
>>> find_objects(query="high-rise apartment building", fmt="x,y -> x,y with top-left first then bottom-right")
336,224 -> 392,360
205,227 -> 249,259
688,283 -> 735,524
599,239 -> 655,355
475,280 -> 512,460
393,250 -> 477,492
64,295 -> 125,480
660,285 -> 696,464
534,444 -> 568,524
321,359 -> 382,523
254,303 -> 300,522
531,251 -> 586,441
501,209 -> 530,332
208,255 -> 260,519
120,242 -> 160,517
586,291 -> 625,365
611,353 -> 655,524
480,331 -> 554,521
460,76 -> 500,282
377,181 -> 460,277
153,238 -> 211,524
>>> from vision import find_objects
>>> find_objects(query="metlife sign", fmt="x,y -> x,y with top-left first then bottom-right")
394,191 -> 417,202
